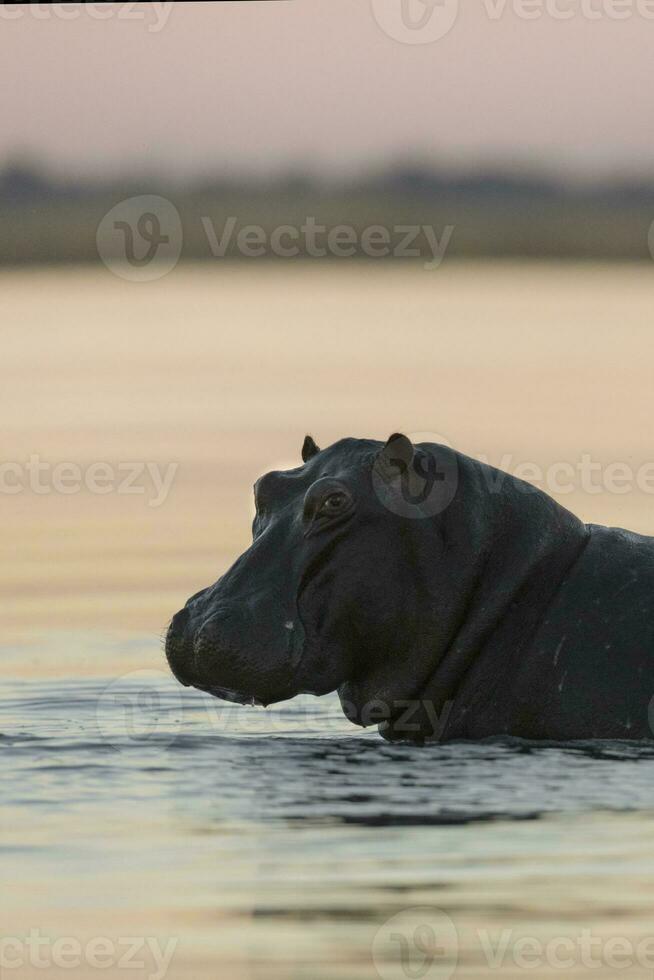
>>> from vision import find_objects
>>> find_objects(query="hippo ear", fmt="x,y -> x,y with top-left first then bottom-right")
301,435 -> 321,463
374,432 -> 414,481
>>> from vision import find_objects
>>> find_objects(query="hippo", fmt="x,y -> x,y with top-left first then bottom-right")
166,434 -> 654,742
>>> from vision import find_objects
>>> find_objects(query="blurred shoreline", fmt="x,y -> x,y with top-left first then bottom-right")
3,161 -> 654,264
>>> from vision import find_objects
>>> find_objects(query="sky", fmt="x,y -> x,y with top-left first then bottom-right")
1,0 -> 653,181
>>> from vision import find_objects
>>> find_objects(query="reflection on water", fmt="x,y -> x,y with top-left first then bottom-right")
3,664 -> 654,978
5,262 -> 654,975
5,262 -> 654,645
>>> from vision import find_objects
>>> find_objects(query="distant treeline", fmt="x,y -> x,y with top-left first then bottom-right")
2,161 -> 654,264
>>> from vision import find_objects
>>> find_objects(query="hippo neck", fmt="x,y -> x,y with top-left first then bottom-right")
382,456 -> 590,742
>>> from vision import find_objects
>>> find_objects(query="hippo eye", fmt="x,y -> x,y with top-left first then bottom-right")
319,491 -> 348,515
303,480 -> 353,532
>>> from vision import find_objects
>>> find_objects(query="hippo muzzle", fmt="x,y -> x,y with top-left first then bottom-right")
165,573 -> 309,707
165,439 -> 362,706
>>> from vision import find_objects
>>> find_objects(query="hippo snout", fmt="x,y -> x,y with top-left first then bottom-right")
165,589 -> 307,707
165,605 -> 195,687
165,598 -> 239,687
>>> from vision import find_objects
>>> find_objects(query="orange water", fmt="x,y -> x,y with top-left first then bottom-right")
3,261 -> 654,979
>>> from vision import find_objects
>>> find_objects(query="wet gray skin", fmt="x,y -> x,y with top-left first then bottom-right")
166,434 -> 654,743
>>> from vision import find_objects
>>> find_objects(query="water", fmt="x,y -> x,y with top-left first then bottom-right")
4,668 -> 654,979
5,261 -> 654,976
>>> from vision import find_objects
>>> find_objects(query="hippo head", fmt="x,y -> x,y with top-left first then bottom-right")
166,433 -> 471,732
165,433 -> 583,739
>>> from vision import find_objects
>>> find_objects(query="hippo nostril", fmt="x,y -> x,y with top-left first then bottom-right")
170,607 -> 190,636
166,607 -> 194,687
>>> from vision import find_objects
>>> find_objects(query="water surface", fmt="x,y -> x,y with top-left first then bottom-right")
4,665 -> 654,979
5,262 -> 654,976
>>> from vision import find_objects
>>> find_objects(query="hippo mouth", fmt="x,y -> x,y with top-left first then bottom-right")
168,652 -> 295,708
183,677 -> 265,707
205,687 -> 266,707
165,601 -> 311,708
